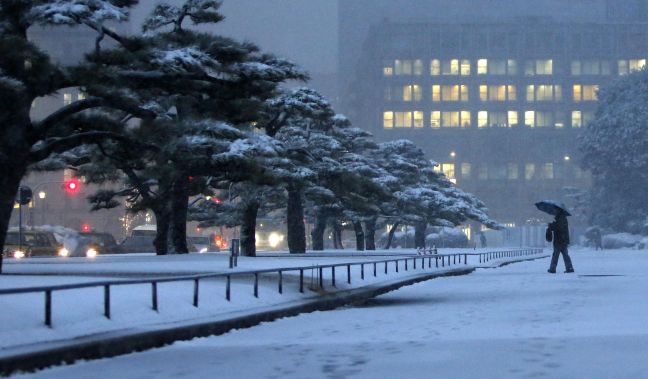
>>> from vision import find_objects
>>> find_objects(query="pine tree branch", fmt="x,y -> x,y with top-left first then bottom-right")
28,131 -> 135,163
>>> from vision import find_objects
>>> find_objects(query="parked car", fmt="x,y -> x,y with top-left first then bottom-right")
2,231 -> 66,259
119,235 -> 157,254
77,232 -> 122,256
188,236 -> 220,253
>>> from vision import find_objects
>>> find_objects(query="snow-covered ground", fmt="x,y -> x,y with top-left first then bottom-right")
0,248 -> 526,353
14,247 -> 648,378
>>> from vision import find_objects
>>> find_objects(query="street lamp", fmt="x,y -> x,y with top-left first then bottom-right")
38,191 -> 46,200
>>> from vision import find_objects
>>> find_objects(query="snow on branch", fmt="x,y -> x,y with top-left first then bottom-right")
29,0 -> 131,25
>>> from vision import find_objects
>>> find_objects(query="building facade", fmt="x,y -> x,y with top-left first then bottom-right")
339,0 -> 648,228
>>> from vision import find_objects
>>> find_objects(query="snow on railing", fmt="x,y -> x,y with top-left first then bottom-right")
0,248 -> 544,327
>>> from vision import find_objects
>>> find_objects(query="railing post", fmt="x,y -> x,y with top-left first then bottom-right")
193,279 -> 199,308
464,254 -> 467,265
347,265 -> 351,284
152,282 -> 158,311
428,257 -> 431,268
453,255 -> 456,265
254,273 -> 259,298
226,275 -> 231,301
404,259 -> 408,271
361,264 -> 365,280
332,266 -> 336,287
414,258 -> 417,270
45,290 -> 52,327
385,261 -> 388,274
104,285 -> 111,319
435,256 -> 439,268
396,260 -> 399,273
299,269 -> 304,293
373,262 -> 377,277
442,256 -> 445,267
278,271 -> 283,294
319,267 -> 324,289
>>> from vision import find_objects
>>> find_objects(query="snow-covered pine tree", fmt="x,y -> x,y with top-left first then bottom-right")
0,0 -> 149,266
579,67 -> 648,233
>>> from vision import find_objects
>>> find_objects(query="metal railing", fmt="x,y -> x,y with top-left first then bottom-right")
0,248 -> 543,327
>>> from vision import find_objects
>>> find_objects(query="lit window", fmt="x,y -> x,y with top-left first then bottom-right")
479,85 -> 488,102
430,59 -> 441,76
442,85 -> 460,101
573,85 -> 582,101
77,92 -> 86,101
440,163 -> 456,179
507,60 -> 518,75
413,59 -> 423,76
507,164 -> 519,180
413,85 -> 422,101
535,85 -> 560,101
395,112 -> 412,128
460,85 -> 469,101
508,111 -> 518,127
478,111 -> 488,128
395,60 -> 413,75
63,93 -> 73,106
442,59 -> 460,75
460,60 -> 471,76
403,85 -> 413,102
477,59 -> 488,75
542,163 -> 554,179
460,111 -> 471,127
572,111 -> 582,128
383,64 -> 393,76
536,59 -> 553,75
413,111 -> 424,128
489,85 -> 507,101
430,111 -> 441,128
629,59 -> 646,72
383,112 -> 394,128
432,85 -> 441,102
442,111 -> 460,127
525,164 -> 536,180
525,111 -> 535,127
526,85 -> 535,102
461,163 -> 472,178
508,86 -> 517,101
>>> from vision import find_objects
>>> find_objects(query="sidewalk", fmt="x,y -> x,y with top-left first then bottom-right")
0,249 -> 547,375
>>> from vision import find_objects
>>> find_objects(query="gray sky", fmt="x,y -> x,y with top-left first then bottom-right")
132,1 -> 339,75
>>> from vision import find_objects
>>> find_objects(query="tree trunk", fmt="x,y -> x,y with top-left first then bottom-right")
364,217 -> 377,251
240,200 -> 259,257
353,221 -> 365,251
0,160 -> 27,274
415,221 -> 427,249
153,207 -> 171,255
286,184 -> 306,254
332,221 -> 344,249
170,177 -> 189,254
384,222 -> 400,249
311,211 -> 327,251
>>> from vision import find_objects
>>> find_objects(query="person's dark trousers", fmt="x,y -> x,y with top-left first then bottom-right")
549,244 -> 574,272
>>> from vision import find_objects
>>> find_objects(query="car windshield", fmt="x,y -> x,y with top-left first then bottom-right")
188,237 -> 210,245
84,233 -> 117,246
5,233 -> 54,246
122,236 -> 154,247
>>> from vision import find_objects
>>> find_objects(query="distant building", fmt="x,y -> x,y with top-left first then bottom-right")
338,0 -> 648,229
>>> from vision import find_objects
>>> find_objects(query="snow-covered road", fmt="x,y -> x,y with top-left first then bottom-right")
16,248 -> 648,378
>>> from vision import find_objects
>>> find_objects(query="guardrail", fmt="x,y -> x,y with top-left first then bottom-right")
0,248 -> 543,327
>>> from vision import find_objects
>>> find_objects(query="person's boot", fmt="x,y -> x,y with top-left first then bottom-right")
565,268 -> 575,273
547,269 -> 556,274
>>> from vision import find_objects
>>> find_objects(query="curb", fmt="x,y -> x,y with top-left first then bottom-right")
0,255 -> 547,376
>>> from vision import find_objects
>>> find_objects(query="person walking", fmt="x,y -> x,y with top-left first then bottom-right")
546,210 -> 574,273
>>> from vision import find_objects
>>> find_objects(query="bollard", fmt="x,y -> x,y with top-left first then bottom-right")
299,269 -> 304,293
193,279 -> 199,307
332,266 -> 336,287
226,275 -> 231,301
361,264 -> 365,280
347,265 -> 351,284
278,271 -> 283,294
45,290 -> 52,327
104,285 -> 111,319
254,273 -> 259,298
374,262 -> 377,277
229,239 -> 240,269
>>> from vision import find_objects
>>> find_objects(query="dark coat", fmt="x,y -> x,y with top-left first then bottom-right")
547,215 -> 570,247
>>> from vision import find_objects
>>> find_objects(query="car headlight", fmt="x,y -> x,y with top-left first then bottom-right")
86,248 -> 98,258
13,250 -> 25,259
199,247 -> 208,254
268,233 -> 283,248
58,248 -> 69,257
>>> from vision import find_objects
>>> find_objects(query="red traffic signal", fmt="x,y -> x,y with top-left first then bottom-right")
81,223 -> 91,233
64,179 -> 80,194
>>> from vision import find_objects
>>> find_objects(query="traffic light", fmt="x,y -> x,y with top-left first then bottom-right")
81,223 -> 91,233
64,179 -> 80,194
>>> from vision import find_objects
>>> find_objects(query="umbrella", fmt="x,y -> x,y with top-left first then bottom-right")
535,200 -> 572,216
